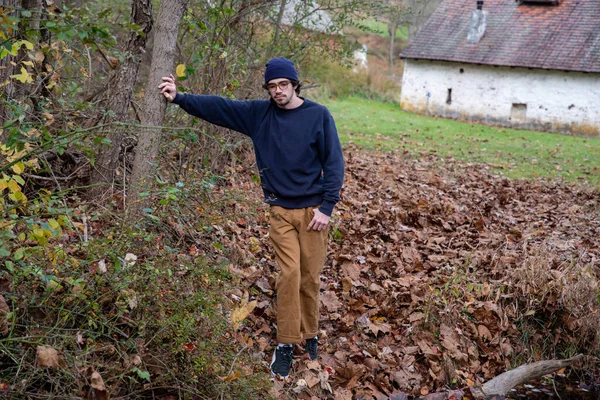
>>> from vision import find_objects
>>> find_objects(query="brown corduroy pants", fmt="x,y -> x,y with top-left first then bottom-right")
269,205 -> 329,344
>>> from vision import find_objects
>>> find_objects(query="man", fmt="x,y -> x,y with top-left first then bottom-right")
159,57 -> 344,379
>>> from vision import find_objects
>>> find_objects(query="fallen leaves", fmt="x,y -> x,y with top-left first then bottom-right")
210,147 -> 600,398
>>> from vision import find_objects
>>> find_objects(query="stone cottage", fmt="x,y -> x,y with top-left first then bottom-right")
399,0 -> 600,135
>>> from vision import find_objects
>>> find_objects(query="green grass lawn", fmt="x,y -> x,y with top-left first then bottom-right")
325,97 -> 600,186
356,20 -> 408,40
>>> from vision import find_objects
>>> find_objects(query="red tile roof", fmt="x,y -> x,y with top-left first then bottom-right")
400,0 -> 600,73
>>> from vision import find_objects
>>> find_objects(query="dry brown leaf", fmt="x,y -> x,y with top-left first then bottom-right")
253,277 -> 273,294
440,324 -> 468,362
305,372 -> 320,388
409,312 -> 425,323
89,371 -> 109,400
257,336 -> 269,352
368,318 -> 391,336
36,346 -> 60,368
90,371 -> 106,391
477,325 -> 493,341
334,388 -> 353,399
341,261 -> 360,280
321,291 -> 342,312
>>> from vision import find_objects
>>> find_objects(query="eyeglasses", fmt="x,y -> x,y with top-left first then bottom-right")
266,80 -> 291,92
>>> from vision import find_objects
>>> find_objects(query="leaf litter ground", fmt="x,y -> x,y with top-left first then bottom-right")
209,146 -> 600,399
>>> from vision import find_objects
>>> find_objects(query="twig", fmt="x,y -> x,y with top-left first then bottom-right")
220,346 -> 248,400
95,43 -> 117,70
552,376 -> 562,400
85,44 -> 92,79
22,172 -> 70,181
123,149 -> 127,211
82,212 -> 88,242
131,100 -> 143,123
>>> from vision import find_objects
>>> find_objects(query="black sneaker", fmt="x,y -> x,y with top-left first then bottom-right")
270,344 -> 293,379
304,337 -> 318,360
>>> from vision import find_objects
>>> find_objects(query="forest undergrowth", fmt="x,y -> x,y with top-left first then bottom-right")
2,145 -> 599,399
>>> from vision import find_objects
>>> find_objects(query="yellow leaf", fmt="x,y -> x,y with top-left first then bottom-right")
48,219 -> 60,230
230,299 -> 257,329
248,236 -> 260,253
175,64 -> 186,78
33,228 -> 47,238
16,40 -> 34,51
11,161 -> 24,174
219,371 -> 241,382
22,61 -> 33,67
7,179 -> 20,193
11,66 -> 33,84
0,180 -> 7,191
9,191 -> 26,202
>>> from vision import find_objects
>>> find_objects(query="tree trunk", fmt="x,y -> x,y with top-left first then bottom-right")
0,1 -> 21,129
388,21 -> 397,76
0,0 -> 42,147
271,0 -> 287,56
128,0 -> 188,214
88,0 -> 153,198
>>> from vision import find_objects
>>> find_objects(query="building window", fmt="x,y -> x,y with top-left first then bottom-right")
510,103 -> 527,122
446,88 -> 452,104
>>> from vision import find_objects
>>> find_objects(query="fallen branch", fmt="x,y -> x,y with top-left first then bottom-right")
415,355 -> 586,400
472,354 -> 584,398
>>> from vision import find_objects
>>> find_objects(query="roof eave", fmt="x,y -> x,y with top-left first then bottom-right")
399,56 -> 600,74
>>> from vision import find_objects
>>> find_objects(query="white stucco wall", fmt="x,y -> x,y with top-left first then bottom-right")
400,60 -> 600,135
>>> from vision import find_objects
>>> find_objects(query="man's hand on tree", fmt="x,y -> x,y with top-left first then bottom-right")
158,74 -> 177,102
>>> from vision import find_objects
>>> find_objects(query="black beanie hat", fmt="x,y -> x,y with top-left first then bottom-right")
264,57 -> 299,84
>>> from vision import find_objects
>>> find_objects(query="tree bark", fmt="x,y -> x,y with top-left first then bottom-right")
273,0 -> 287,42
88,0 -> 153,197
0,0 -> 42,148
0,1 -> 21,128
128,0 -> 188,214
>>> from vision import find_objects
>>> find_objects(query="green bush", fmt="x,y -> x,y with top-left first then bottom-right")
0,211 -> 269,398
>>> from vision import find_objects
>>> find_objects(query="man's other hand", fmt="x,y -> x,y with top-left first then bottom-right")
307,208 -> 330,231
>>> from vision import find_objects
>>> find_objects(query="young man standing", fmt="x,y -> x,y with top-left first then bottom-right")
159,57 -> 344,379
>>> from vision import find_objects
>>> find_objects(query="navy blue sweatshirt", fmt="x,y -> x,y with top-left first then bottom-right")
173,94 -> 344,216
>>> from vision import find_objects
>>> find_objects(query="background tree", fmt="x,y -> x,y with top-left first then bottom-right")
405,0 -> 442,39
128,0 -> 188,213
87,0 -> 153,197
385,0 -> 410,76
